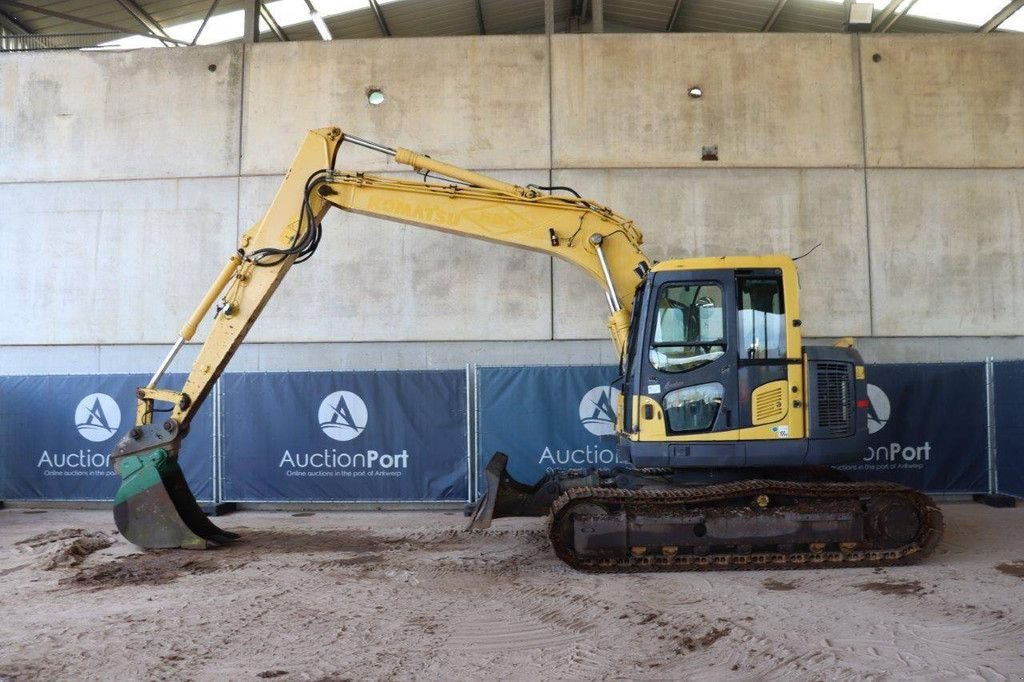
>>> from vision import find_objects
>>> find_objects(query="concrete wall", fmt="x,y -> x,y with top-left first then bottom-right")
1,33 -> 1023,375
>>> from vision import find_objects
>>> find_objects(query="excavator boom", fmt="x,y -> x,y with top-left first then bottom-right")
111,127 -> 652,548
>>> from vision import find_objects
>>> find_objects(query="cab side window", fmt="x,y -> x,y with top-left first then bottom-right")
737,277 -> 785,360
648,283 -> 726,373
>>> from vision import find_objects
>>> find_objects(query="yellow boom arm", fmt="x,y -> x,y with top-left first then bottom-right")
136,127 -> 650,430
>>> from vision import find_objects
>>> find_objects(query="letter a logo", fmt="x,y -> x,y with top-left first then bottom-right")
318,391 -> 368,442
579,386 -> 620,436
866,384 -> 890,435
75,393 -> 122,443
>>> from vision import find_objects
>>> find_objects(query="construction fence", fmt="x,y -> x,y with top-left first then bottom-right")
0,361 -> 1021,504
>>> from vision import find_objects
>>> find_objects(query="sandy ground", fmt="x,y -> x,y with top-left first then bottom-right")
0,503 -> 1022,681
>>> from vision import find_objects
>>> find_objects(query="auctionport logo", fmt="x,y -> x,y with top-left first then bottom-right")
318,391 -> 368,442
579,385 -> 620,436
74,393 -> 121,443
866,384 -> 890,435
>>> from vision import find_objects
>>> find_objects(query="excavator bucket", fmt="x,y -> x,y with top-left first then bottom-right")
467,453 -> 560,530
113,448 -> 238,549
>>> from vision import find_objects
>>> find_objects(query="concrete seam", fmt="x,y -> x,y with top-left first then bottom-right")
237,43 -> 247,179
548,29 -> 555,342
855,34 -> 875,337
235,44 -> 247,246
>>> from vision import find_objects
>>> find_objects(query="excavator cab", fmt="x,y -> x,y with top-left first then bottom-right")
471,256 -> 870,526
617,257 -> 869,471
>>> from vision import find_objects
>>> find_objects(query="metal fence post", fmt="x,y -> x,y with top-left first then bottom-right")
986,357 -> 998,495
465,364 -> 473,504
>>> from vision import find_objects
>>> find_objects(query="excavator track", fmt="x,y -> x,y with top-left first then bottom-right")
547,479 -> 943,572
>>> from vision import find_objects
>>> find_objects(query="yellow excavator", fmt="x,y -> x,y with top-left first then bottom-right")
110,127 -> 943,571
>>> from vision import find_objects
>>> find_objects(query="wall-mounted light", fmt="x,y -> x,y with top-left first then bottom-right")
688,86 -> 703,99
367,88 -> 385,105
843,1 -> 874,32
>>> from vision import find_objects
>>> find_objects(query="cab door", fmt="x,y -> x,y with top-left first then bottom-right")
637,270 -> 739,446
735,270 -> 791,431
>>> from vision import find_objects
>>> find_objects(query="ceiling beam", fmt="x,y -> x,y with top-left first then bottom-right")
762,0 -> 788,31
115,0 -> 173,45
665,0 -> 683,31
978,0 -> 1024,32
0,6 -> 31,33
191,0 -> 220,45
870,0 -> 902,30
567,0 -> 583,32
242,0 -> 259,42
260,2 -> 289,41
368,0 -> 391,36
474,0 -> 485,34
1,0 -> 188,43
875,0 -> 918,33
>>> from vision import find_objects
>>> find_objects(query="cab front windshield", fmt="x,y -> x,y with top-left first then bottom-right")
649,283 -> 726,373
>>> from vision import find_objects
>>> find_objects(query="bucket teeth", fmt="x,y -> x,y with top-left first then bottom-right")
113,448 -> 237,549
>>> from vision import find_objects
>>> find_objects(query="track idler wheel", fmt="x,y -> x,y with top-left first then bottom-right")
870,498 -> 922,545
113,446 -> 238,549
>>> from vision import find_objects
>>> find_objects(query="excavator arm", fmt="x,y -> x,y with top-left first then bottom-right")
112,126 -> 651,549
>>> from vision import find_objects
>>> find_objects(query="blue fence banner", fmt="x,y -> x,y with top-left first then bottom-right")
994,360 -> 1024,498
476,365 -> 620,493
836,363 -> 988,494
219,370 -> 468,502
0,373 -> 213,501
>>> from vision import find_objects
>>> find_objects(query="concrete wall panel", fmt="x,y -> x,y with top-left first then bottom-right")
861,36 -> 1024,168
236,171 -> 552,342
0,340 -> 623,375
0,178 -> 238,344
551,168 -> 870,340
240,37 -> 550,175
551,34 -> 863,169
0,47 -> 242,182
868,169 -> 1024,336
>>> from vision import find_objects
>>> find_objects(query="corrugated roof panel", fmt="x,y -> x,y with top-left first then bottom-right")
481,0 -> 571,34
888,14 -> 976,33
481,0 -> 543,33
148,0 -> 248,27
321,8 -> 384,38
383,0 -> 479,36
604,0 -> 674,31
678,0 -> 776,32
9,0 -> 132,34
771,0 -> 846,32
3,0 -> 1017,46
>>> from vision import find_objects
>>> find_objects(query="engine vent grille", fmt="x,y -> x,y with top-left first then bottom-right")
816,362 -> 852,437
753,384 -> 786,425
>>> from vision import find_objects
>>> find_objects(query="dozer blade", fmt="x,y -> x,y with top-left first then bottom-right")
113,448 -> 239,549
467,452 -> 560,530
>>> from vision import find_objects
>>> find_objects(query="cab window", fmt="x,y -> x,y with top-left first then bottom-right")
664,382 -> 724,432
737,277 -> 785,360
648,283 -> 726,373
